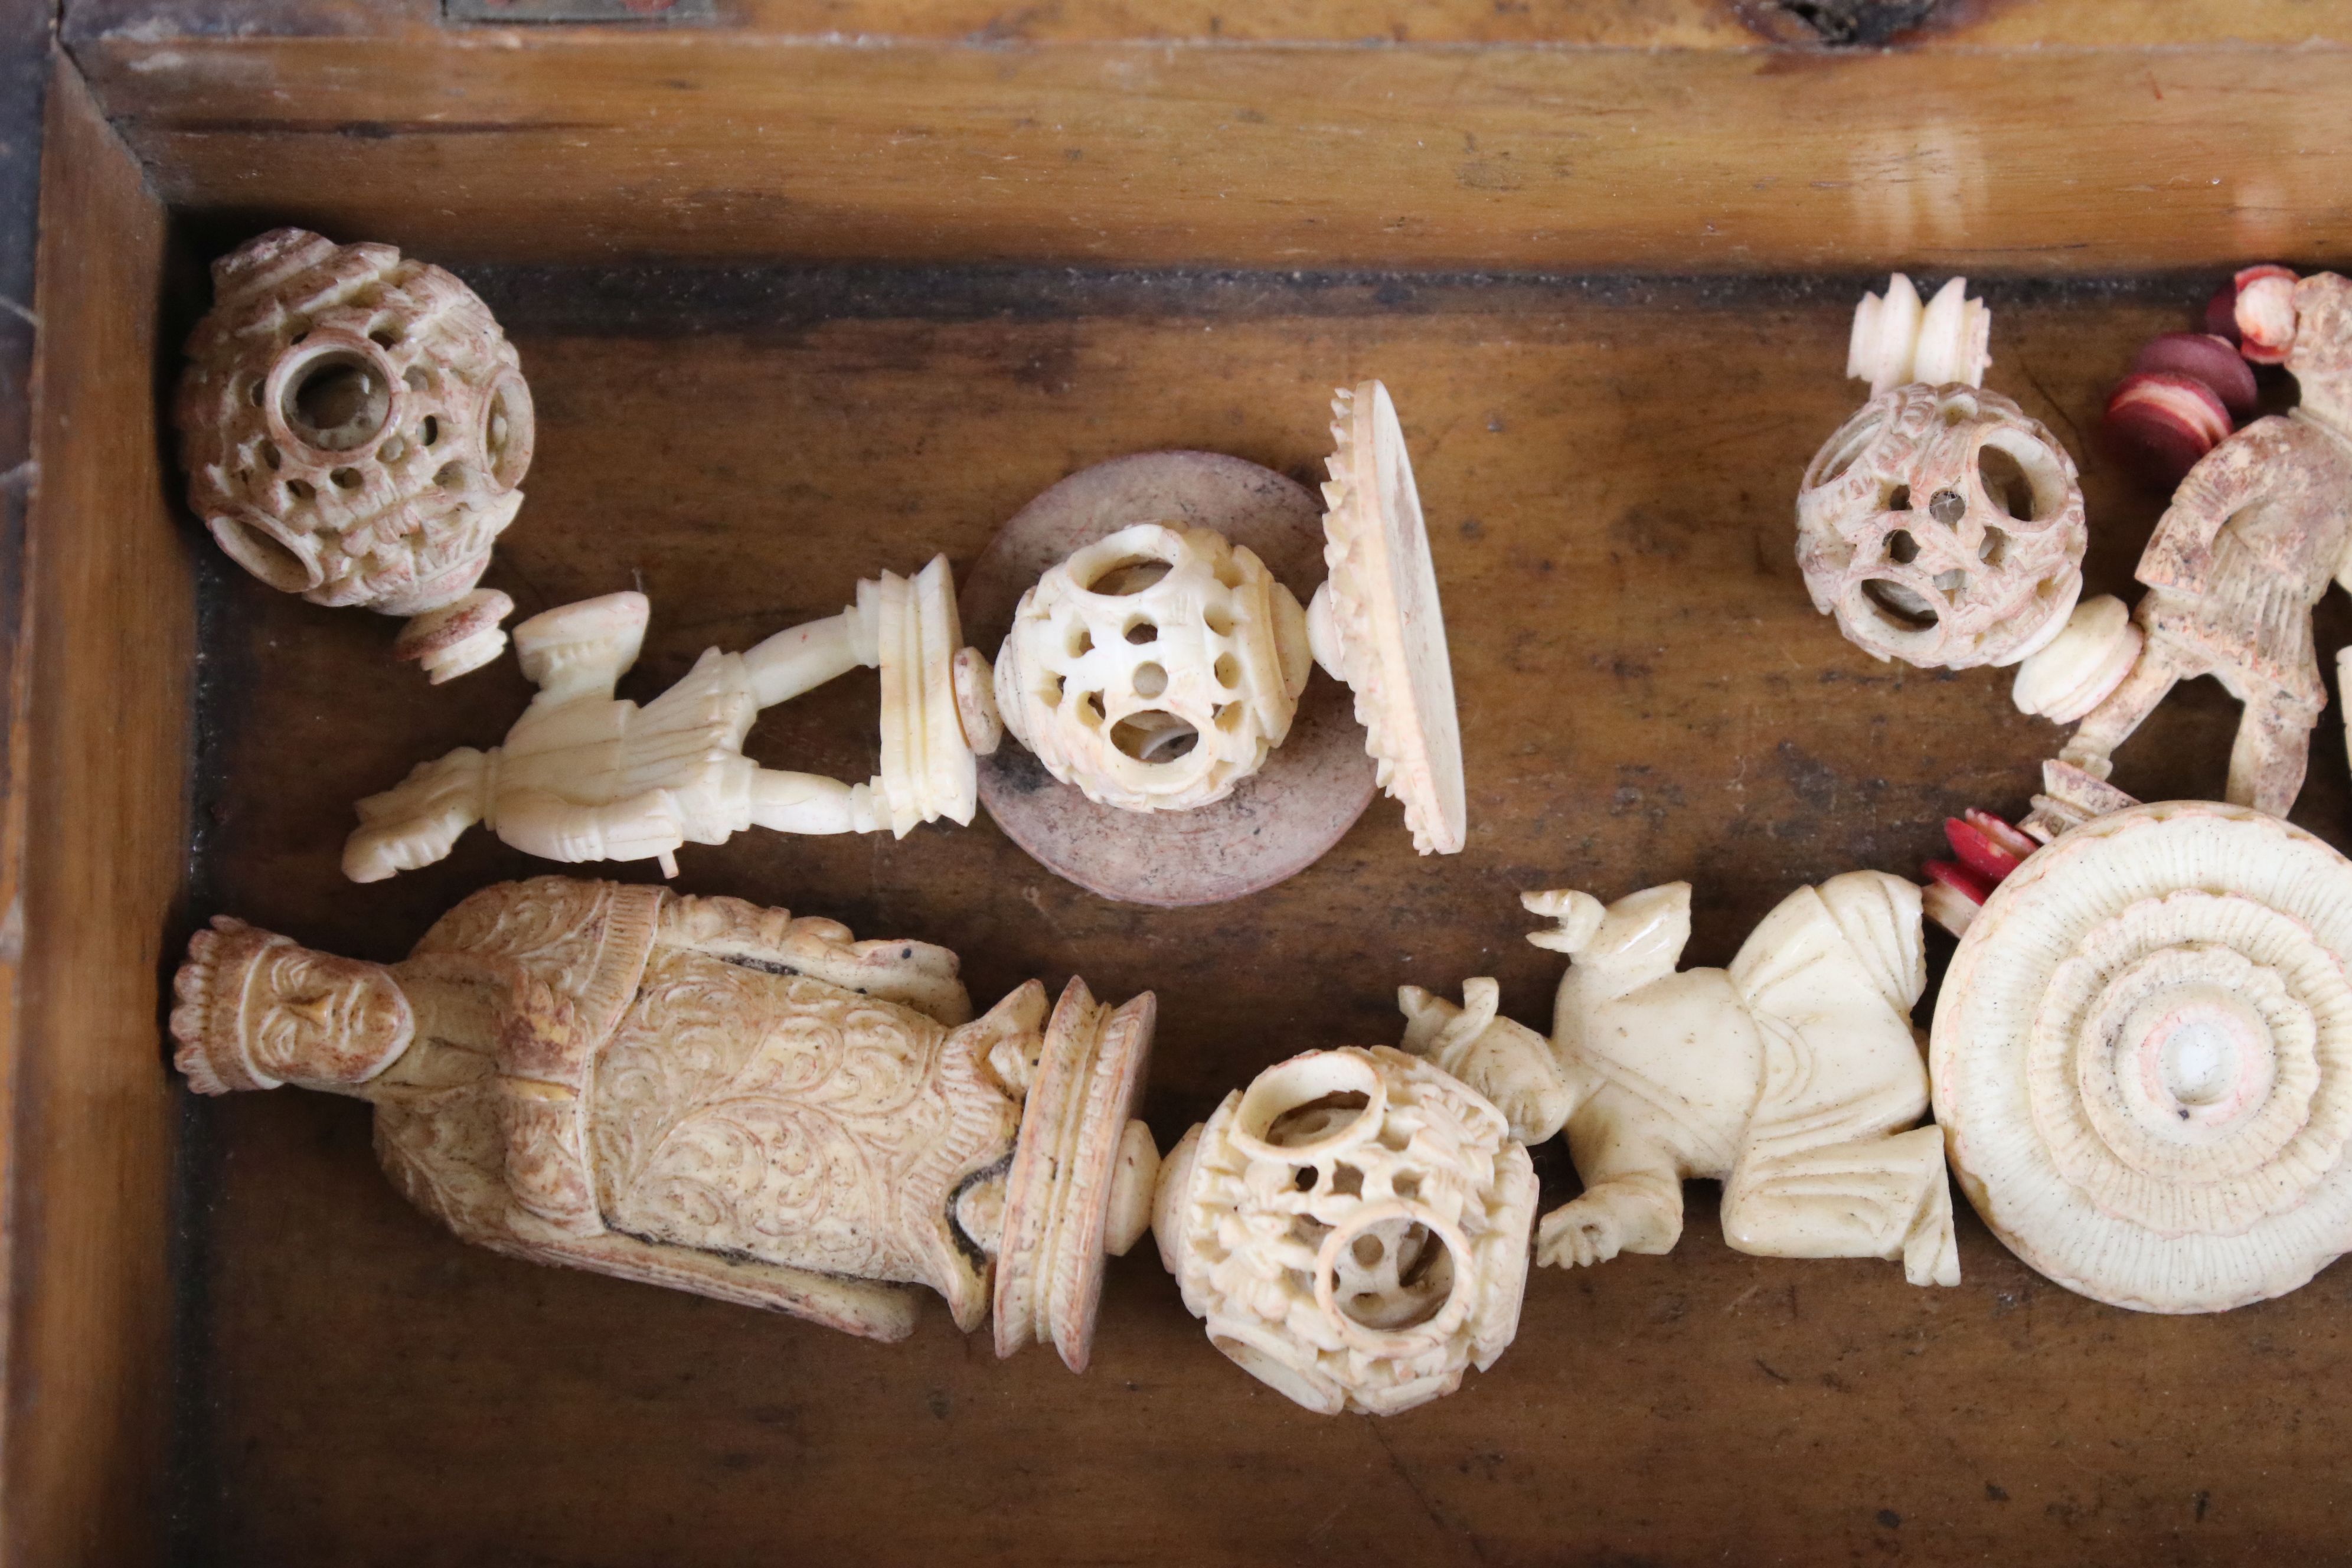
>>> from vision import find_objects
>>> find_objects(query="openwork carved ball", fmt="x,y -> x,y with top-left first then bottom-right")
1935,802 -> 2352,1312
1798,384 -> 2085,669
994,522 -> 1311,812
1154,1046 -> 1535,1414
175,228 -> 535,617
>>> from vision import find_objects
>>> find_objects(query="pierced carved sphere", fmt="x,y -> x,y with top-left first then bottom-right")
175,228 -> 535,617
1934,802 -> 2352,1311
1153,1046 -> 1535,1415
1798,384 -> 2085,669
994,522 -> 1311,812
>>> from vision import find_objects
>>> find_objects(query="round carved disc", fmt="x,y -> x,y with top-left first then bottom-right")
1934,802 -> 2352,1312
963,452 -> 1377,906
992,979 -> 1157,1373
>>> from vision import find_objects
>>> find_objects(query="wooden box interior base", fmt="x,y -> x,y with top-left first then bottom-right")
21,13 -> 2352,1566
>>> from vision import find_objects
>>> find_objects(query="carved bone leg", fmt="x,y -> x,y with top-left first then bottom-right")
495,786 -> 685,867
747,770 -> 881,835
1719,1125 -> 1960,1286
2226,694 -> 2320,818
2059,635 -> 2190,780
1536,1094 -> 1687,1270
740,602 -> 873,708
2342,648 -> 2352,790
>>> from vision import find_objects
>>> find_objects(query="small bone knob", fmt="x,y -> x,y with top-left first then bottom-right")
953,646 -> 1004,755
1103,1118 -> 1159,1258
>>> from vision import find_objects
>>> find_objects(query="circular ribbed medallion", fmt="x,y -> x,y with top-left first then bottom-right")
1935,802 -> 2352,1311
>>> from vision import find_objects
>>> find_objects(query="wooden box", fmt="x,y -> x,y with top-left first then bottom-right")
11,2 -> 2352,1562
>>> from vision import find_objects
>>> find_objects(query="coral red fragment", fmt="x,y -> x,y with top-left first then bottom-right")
2105,371 -> 2232,484
1945,817 -> 2023,884
2131,332 -> 2259,417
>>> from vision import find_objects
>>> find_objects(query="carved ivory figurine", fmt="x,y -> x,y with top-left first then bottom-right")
1150,1047 -> 1535,1415
1400,873 -> 1960,1288
1935,797 -> 2352,1312
178,228 -> 535,682
1798,276 -> 2088,671
2030,272 -> 2352,818
984,383 -> 1466,855
344,557 -> 994,881
169,878 -> 1157,1367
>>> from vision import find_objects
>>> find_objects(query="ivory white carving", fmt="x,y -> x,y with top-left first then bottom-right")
988,383 -> 1466,854
168,877 -> 1157,1363
1410,874 -> 1959,1286
1848,274 -> 1992,396
1799,383 -> 2086,669
344,557 -> 984,881
177,228 -> 535,681
1151,1046 -> 1535,1415
1933,801 -> 2352,1312
2011,593 -> 2141,723
2059,273 -> 2352,818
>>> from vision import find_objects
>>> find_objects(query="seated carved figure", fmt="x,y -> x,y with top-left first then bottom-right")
2060,272 -> 2352,816
169,877 -> 1157,1368
1400,871 -> 1958,1288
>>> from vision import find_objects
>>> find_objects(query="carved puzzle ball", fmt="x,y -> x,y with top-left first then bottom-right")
1798,383 -> 2085,669
1152,1046 -> 1536,1415
175,228 -> 535,617
994,521 -> 1312,812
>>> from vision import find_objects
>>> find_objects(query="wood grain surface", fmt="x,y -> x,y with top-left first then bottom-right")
174,263 -> 2352,1566
8,60 -> 191,1568
55,0 -> 2352,49
56,16 -> 2352,273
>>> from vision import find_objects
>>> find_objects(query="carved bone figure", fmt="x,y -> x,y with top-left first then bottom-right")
344,557 -> 992,881
177,228 -> 535,682
1151,1046 -> 1534,1415
2057,273 -> 2352,818
988,383 -> 1466,854
169,877 -> 1157,1366
1402,873 -> 1959,1287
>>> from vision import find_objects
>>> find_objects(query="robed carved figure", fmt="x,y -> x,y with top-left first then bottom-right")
169,877 -> 1158,1368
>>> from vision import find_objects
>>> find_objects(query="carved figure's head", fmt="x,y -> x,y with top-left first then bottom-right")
995,522 -> 1311,812
2287,273 -> 2352,429
1527,881 -> 1693,984
1798,384 -> 2085,669
169,917 -> 414,1096
1152,1046 -> 1534,1415
175,228 -> 534,618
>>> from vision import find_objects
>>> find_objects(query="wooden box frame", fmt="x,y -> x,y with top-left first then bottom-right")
7,2 -> 2352,1563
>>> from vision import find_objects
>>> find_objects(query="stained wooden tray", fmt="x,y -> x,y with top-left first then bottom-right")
14,4 -> 2352,1564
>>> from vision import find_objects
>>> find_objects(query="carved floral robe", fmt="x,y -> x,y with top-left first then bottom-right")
364,877 -> 1024,1340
